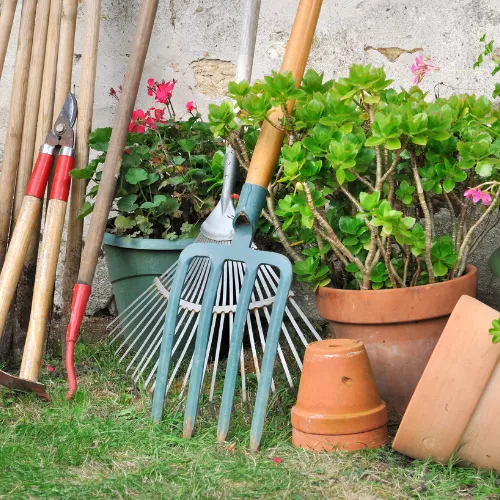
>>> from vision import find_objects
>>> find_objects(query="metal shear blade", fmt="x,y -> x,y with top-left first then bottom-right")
45,93 -> 77,148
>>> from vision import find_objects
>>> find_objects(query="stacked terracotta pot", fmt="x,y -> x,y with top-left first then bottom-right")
292,339 -> 388,452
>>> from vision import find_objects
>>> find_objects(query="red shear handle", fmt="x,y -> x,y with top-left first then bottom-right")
66,283 -> 91,400
26,152 -> 54,199
50,153 -> 74,202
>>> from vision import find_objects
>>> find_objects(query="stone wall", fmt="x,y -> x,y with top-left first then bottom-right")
1,0 -> 500,315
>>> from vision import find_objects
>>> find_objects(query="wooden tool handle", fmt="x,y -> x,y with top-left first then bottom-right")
0,0 -> 18,81
0,196 -> 42,339
20,199 -> 68,381
245,0 -> 322,188
78,0 -> 159,285
0,0 -> 37,268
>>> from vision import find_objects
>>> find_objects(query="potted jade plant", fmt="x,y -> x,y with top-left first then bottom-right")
208,64 -> 500,413
75,78 -> 223,319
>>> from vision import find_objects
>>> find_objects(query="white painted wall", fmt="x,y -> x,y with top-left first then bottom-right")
1,0 -> 500,313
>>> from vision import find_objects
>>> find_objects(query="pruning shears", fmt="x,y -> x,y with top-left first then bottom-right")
0,93 -> 77,398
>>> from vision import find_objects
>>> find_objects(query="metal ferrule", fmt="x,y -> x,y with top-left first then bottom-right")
59,146 -> 75,158
234,183 -> 268,233
40,144 -> 55,155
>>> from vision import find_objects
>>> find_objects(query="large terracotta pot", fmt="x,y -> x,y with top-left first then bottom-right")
393,296 -> 500,471
291,339 -> 388,452
315,265 -> 477,415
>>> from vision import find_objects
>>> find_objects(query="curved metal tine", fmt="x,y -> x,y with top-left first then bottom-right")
260,265 -> 321,341
108,263 -> 178,331
143,258 -> 212,389
152,250 -> 198,422
252,308 -> 277,393
234,260 -> 279,397
112,256 -> 206,348
183,258 -> 224,438
217,262 -> 259,442
126,305 -> 168,372
233,261 -> 247,403
109,291 -> 159,345
257,269 -> 303,370
252,270 -> 294,388
258,265 -> 313,345
166,315 -> 200,394
209,261 -> 230,404
200,272 -> 225,391
289,297 -> 322,341
114,293 -> 165,353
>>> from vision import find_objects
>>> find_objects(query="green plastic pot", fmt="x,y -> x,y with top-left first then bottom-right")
103,233 -> 194,349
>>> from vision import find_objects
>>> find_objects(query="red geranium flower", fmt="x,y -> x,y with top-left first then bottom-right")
129,109 -> 146,134
186,101 -> 195,113
155,80 -> 175,104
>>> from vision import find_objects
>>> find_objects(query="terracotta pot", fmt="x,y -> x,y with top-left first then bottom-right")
393,295 -> 500,471
316,265 -> 477,415
291,339 -> 388,452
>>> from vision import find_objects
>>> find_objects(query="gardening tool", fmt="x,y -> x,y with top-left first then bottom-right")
64,0 -> 159,400
0,93 -> 77,398
108,0 -> 320,406
12,0 -> 63,352
61,0 -> 101,352
0,0 -> 37,269
0,0 -> 18,81
152,0 -> 324,452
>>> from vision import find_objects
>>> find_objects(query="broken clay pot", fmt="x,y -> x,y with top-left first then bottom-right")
316,265 -> 477,415
393,295 -> 500,471
291,339 -> 388,452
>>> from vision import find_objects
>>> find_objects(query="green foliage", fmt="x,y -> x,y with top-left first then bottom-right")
210,64 -> 500,291
489,318 -> 500,343
78,113 -> 224,239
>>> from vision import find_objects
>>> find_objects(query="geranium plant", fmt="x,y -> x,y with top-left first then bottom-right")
74,79 -> 224,239
209,64 -> 500,291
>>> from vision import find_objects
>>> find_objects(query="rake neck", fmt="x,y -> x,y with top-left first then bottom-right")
234,183 -> 267,235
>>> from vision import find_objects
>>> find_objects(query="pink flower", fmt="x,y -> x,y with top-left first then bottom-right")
129,109 -> 146,134
230,193 -> 239,200
186,101 -> 195,113
464,188 -> 492,205
147,77 -> 155,96
272,457 -> 283,464
46,365 -> 55,372
155,80 -> 175,104
410,54 -> 440,85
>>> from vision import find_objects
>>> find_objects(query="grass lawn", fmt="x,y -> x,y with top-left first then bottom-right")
1,324 -> 499,499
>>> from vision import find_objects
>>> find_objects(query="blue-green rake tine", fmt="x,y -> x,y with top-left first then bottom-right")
182,258 -> 224,438
249,254 -> 292,452
217,264 -> 258,442
151,248 -> 199,422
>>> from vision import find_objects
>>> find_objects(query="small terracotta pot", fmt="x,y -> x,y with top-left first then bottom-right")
316,265 -> 477,415
393,296 -> 500,471
291,339 -> 388,452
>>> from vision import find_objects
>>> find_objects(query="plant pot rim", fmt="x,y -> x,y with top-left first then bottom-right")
316,264 -> 477,324
103,232 -> 195,251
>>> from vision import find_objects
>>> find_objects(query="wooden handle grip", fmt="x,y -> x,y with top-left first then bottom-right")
245,0 -> 323,188
20,199 -> 68,381
0,197 -> 42,339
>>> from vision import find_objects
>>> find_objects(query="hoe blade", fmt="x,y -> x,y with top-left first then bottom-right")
0,369 -> 49,400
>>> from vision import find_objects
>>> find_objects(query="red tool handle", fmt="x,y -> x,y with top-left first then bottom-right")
65,283 -> 91,400
26,150 -> 54,199
50,152 -> 74,201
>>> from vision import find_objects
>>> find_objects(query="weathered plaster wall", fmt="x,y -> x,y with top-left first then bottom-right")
1,0 -> 500,315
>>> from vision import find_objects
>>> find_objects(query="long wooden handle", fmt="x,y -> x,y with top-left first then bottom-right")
0,0 -> 37,267
62,0 -> 101,324
20,199 -> 68,381
245,0 -> 322,188
13,0 -> 51,223
53,0 -> 78,116
0,197 -> 43,339
0,0 -> 18,81
78,0 -> 159,285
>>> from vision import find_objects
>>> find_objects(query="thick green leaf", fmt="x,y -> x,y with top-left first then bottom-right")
125,168 -> 149,185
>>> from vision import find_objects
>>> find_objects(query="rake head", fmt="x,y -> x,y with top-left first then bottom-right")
151,224 -> 292,451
